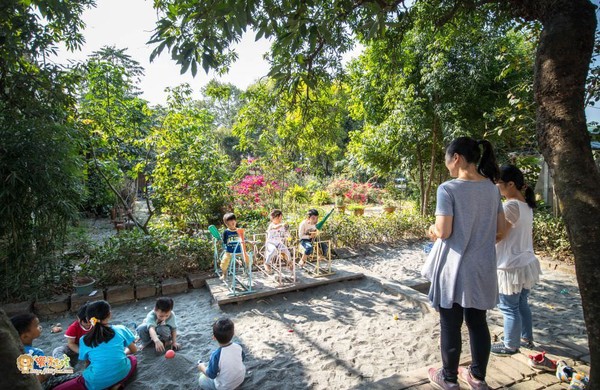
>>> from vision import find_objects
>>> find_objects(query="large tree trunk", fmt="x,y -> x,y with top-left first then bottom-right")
519,0 -> 599,385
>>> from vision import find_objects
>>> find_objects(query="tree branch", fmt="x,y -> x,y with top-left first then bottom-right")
90,145 -> 149,234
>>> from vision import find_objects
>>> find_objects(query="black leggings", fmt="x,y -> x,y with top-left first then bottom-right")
439,303 -> 490,382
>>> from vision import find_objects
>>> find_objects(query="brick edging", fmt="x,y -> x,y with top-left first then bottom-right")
1,273 -> 214,319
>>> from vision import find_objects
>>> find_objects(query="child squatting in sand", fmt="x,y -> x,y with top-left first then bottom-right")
198,317 -> 246,390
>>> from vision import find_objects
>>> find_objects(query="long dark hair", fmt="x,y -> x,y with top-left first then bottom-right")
446,137 -> 499,182
499,164 -> 536,209
83,300 -> 115,348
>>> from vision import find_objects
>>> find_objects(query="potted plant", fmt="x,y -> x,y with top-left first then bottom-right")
348,203 -> 365,216
73,256 -> 96,296
335,196 -> 346,212
383,200 -> 398,213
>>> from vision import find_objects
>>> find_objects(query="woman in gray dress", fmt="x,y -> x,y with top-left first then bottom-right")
425,137 -> 505,390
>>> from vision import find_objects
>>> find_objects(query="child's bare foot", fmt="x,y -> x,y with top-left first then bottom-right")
264,265 -> 273,274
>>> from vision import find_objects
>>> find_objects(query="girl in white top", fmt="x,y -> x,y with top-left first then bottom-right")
492,164 -> 542,355
264,209 -> 291,273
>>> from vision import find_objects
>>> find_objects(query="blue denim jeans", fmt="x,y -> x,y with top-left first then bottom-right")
299,239 -> 328,256
498,289 -> 533,350
198,374 -> 217,390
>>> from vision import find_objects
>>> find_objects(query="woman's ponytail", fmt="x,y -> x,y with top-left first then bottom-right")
446,137 -> 499,183
477,140 -> 499,183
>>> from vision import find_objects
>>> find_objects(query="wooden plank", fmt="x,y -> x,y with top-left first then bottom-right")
486,364 -> 518,389
533,373 -> 562,387
387,357 -> 472,390
542,385 -> 569,390
506,379 -> 545,390
501,354 -> 536,376
206,269 -> 364,305
379,280 -> 432,312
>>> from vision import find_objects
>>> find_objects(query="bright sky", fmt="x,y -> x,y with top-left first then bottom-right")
54,0 -> 272,105
55,0 -> 363,107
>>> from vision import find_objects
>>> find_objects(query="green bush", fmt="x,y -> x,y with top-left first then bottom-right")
284,184 -> 310,204
87,230 -> 212,287
311,190 -> 331,205
533,208 -> 572,261
324,210 -> 430,247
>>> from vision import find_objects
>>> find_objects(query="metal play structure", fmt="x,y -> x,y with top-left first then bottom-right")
208,225 -> 254,296
298,208 -> 335,277
251,233 -> 298,286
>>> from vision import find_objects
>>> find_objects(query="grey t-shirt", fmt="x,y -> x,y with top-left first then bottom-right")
427,179 -> 503,310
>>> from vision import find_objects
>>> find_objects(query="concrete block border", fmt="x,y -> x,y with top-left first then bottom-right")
160,278 -> 188,296
0,271 -> 218,319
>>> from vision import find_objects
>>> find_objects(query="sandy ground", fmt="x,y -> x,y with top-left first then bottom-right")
33,243 -> 586,390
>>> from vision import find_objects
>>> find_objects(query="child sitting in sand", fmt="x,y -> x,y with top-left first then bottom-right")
52,303 -> 92,366
264,209 -> 292,273
136,297 -> 180,352
298,208 -> 329,267
11,313 -> 80,389
54,300 -> 137,390
198,317 -> 246,390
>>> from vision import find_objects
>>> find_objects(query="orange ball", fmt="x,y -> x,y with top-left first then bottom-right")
165,349 -> 175,359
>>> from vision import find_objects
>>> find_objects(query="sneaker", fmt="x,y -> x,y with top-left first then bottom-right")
458,366 -> 489,390
491,342 -> 518,356
556,360 -> 575,382
520,338 -> 535,349
428,367 -> 459,390
569,372 -> 589,390
528,352 -> 557,372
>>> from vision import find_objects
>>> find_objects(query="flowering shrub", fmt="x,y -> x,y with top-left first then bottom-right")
327,179 -> 354,197
233,175 -> 282,210
327,180 -> 383,204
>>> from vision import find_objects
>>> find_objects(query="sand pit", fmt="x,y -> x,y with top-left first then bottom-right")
32,242 -> 586,389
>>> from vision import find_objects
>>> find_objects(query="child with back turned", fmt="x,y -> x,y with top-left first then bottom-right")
198,317 -> 246,390
54,300 -> 137,390
492,164 -> 542,356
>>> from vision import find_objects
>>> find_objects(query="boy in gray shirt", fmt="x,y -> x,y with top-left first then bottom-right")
137,297 -> 180,352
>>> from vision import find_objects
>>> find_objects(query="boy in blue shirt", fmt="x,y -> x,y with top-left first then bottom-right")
136,297 -> 180,353
11,313 -> 44,365
11,313 -> 79,389
220,213 -> 245,278
198,318 -> 246,390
